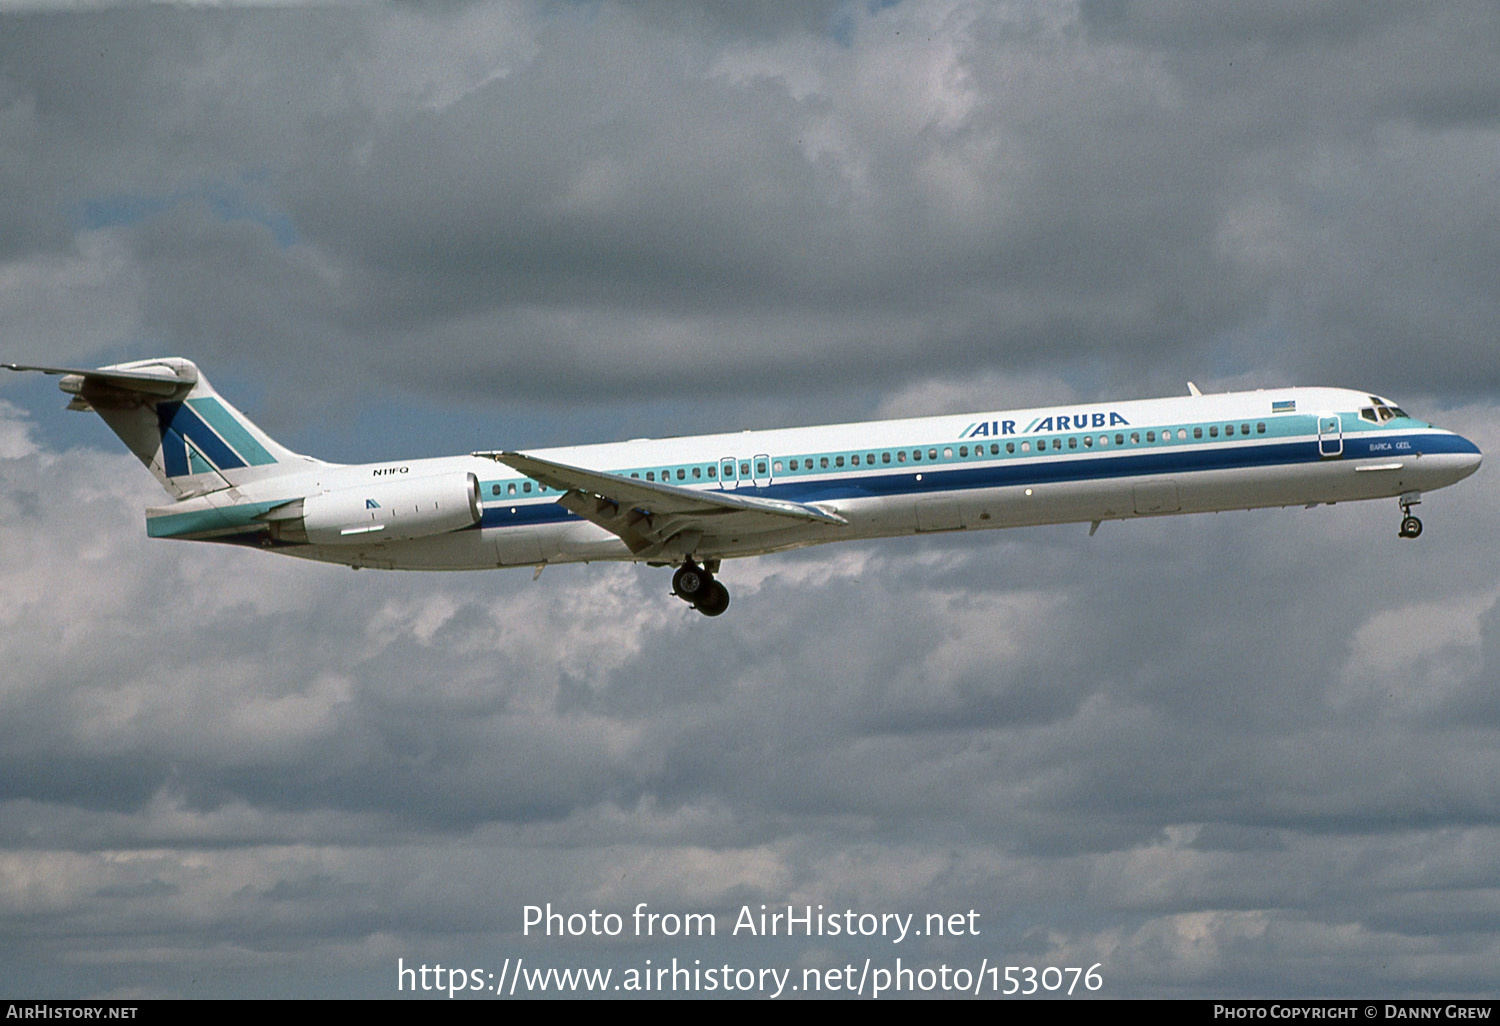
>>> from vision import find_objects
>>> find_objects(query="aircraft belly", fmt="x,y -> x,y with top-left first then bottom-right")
1167,460 -> 1411,513
556,522 -> 633,562
697,523 -> 831,558
915,498 -> 965,532
817,458 -> 1422,539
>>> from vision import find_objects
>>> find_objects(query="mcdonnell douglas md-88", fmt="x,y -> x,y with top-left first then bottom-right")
5,358 -> 1482,616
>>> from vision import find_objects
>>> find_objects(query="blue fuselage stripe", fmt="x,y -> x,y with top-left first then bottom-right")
477,431 -> 1469,530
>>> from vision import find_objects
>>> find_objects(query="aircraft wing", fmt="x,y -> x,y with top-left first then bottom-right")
483,451 -> 847,558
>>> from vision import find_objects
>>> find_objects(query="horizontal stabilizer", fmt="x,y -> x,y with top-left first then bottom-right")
6,357 -> 314,499
4,361 -> 198,400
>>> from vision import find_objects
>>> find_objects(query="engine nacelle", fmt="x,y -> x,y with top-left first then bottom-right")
294,472 -> 482,546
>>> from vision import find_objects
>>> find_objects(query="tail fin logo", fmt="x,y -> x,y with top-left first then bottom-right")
157,398 -> 277,476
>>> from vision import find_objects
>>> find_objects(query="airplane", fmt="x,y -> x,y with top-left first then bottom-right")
4,357 -> 1483,616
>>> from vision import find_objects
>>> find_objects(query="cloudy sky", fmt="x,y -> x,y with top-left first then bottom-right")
2,0 -> 1499,1000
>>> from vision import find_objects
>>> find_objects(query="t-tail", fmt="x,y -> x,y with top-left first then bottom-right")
4,357 -> 318,498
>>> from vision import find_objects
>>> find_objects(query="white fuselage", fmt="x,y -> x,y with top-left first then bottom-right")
153,385 -> 1481,572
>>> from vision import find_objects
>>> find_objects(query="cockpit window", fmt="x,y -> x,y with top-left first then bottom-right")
1361,407 -> 1378,423
1367,395 -> 1408,421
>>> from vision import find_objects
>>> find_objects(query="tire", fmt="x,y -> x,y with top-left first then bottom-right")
1400,516 -> 1422,538
673,564 -> 709,600
696,581 -> 730,617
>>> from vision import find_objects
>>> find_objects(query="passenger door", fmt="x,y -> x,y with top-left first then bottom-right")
1317,413 -> 1343,458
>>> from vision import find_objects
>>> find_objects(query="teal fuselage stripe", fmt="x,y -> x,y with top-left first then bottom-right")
147,499 -> 286,539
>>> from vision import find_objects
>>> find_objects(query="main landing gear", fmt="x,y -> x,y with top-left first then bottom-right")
672,560 -> 730,617
1398,492 -> 1423,539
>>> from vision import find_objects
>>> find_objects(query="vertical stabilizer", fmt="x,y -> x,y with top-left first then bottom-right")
5,357 -> 319,499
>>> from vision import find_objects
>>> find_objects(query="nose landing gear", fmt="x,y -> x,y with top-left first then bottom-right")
672,560 -> 730,617
1398,492 -> 1423,539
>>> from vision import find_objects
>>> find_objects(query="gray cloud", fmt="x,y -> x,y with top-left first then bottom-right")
2,0 -> 1499,999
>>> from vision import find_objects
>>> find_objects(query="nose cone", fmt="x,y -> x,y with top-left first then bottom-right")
1431,431 -> 1483,488
1453,434 -> 1482,481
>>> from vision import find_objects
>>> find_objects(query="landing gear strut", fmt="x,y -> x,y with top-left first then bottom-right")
1398,492 -> 1423,539
672,560 -> 730,617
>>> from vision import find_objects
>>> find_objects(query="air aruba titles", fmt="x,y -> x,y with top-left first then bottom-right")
960,409 -> 1131,439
